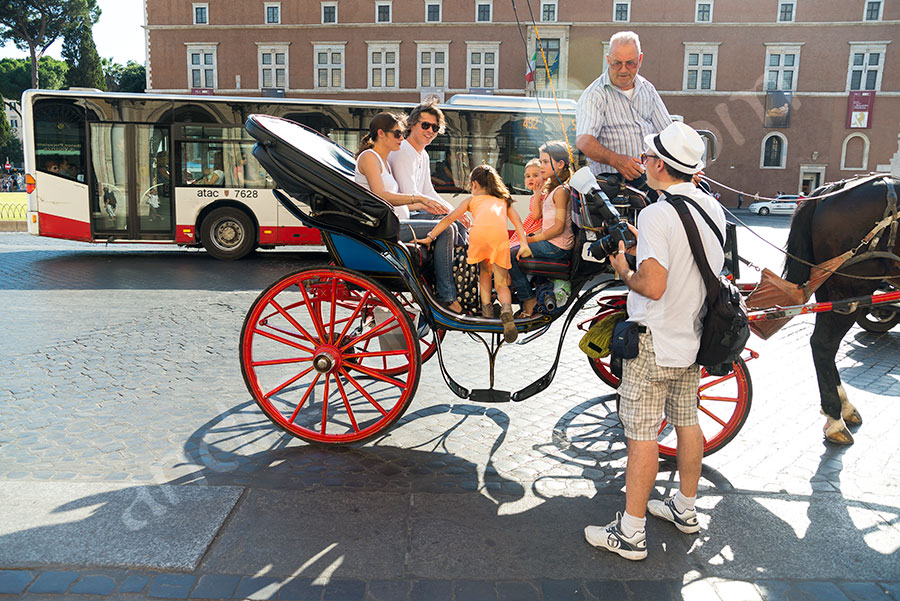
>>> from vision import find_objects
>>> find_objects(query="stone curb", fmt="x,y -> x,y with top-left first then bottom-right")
0,221 -> 26,232
0,570 -> 898,601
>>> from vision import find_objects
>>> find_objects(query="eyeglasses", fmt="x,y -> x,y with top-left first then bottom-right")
387,129 -> 404,139
640,152 -> 658,164
419,121 -> 439,132
610,60 -> 639,70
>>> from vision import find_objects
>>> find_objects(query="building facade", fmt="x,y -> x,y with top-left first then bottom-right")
145,0 -> 900,198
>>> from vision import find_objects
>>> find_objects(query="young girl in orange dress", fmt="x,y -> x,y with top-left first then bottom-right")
508,158 -> 544,246
416,165 -> 532,342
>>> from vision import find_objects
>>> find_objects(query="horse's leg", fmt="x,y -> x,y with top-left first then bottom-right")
837,381 -> 862,427
809,310 -> 857,445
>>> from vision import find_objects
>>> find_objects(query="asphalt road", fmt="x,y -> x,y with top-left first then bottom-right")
0,213 -> 898,601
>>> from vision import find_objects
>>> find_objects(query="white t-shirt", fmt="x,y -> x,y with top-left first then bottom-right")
388,140 -> 442,202
626,182 -> 726,367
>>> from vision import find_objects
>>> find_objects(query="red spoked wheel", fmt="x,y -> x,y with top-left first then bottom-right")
590,352 -> 752,458
240,266 -> 421,444
388,291 -> 445,374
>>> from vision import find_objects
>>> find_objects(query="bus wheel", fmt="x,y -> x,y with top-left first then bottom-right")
200,207 -> 256,260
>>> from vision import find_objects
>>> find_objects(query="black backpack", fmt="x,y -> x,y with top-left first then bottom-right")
667,194 -> 750,376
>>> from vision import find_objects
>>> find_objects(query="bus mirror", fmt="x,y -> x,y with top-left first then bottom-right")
696,130 -> 718,163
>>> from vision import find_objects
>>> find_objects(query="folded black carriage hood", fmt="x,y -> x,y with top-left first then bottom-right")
245,113 -> 399,239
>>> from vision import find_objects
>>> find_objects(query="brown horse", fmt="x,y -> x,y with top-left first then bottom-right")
783,174 -> 900,444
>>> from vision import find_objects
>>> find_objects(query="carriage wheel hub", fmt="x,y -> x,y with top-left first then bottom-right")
313,349 -> 338,373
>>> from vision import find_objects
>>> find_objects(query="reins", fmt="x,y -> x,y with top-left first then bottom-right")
714,175 -> 900,282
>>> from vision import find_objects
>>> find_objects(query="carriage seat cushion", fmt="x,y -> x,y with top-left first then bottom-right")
518,257 -> 571,279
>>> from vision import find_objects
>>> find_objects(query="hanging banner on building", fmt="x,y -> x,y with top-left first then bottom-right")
764,91 -> 792,128
846,91 -> 875,129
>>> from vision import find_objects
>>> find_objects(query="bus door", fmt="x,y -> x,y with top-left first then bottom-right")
89,123 -> 172,239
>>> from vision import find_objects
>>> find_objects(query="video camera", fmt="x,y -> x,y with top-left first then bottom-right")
570,167 -> 637,261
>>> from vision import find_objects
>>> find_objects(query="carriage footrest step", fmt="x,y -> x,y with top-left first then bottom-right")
469,389 -> 511,403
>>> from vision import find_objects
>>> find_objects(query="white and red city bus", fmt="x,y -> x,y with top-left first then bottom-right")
22,89 -> 577,259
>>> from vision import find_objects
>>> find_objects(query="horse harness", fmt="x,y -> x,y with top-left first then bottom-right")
838,175 -> 900,271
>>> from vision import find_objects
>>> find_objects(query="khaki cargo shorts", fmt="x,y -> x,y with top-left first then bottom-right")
618,331 -> 701,441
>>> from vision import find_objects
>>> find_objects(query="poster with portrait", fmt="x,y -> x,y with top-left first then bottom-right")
765,91 -> 792,128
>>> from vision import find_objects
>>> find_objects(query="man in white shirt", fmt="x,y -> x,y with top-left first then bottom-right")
584,122 -> 725,561
389,102 -> 468,310
576,31 -> 671,197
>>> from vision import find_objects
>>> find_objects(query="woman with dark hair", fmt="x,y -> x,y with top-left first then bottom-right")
508,140 -> 575,317
354,112 -> 463,312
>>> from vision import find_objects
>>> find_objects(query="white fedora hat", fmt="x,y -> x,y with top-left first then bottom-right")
643,122 -> 705,175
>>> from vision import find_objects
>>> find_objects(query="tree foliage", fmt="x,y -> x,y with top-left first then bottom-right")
0,56 -> 67,100
0,98 -> 22,164
107,61 -> 147,92
0,0 -> 99,88
62,9 -> 105,89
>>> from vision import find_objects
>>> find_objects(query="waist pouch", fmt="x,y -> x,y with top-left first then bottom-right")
611,320 -> 645,360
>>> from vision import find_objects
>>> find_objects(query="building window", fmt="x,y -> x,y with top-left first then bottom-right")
864,1 -> 882,21
418,43 -> 448,88
192,3 -> 208,24
426,1 -> 441,22
534,38 -> 560,90
841,134 -> 870,171
321,2 -> 337,23
777,1 -> 794,22
765,45 -> 801,91
314,43 -> 345,89
847,43 -> 887,92
761,133 -> 787,169
264,3 -> 281,24
376,2 -> 392,23
259,45 -> 288,89
541,1 -> 557,22
186,45 -> 217,89
476,1 -> 492,22
696,1 -> 712,22
683,43 -> 718,91
368,43 -> 400,89
467,43 -> 499,89
613,1 -> 630,22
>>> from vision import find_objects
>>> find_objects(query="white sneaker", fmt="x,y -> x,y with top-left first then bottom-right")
584,512 -> 648,561
647,496 -> 700,534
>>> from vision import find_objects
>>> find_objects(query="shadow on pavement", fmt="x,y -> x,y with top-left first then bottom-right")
2,395 -> 898,593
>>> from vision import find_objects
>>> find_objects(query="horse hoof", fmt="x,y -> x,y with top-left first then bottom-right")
842,408 -> 862,427
825,427 -> 854,445
824,418 -> 854,445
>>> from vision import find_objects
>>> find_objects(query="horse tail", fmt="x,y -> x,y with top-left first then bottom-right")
783,196 -> 818,284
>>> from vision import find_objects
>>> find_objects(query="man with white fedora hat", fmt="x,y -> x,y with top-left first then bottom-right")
584,121 -> 725,561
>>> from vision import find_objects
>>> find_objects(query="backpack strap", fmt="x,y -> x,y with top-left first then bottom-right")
671,194 -> 724,248
666,195 -> 719,305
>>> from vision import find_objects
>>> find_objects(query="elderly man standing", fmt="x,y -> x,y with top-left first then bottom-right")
576,31 -> 672,195
584,122 -> 725,560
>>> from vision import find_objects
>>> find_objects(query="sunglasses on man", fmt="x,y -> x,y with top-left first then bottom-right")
418,121 -> 439,132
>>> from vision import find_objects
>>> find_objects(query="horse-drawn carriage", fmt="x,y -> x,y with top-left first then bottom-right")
240,115 -> 897,456
238,114 -> 759,457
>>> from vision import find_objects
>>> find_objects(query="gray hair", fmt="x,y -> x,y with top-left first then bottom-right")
609,31 -> 641,55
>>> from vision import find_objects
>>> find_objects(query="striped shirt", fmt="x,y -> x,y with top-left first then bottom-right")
576,71 -> 672,176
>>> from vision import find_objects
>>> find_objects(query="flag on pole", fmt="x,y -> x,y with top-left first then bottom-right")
548,54 -> 559,77
525,51 -> 537,83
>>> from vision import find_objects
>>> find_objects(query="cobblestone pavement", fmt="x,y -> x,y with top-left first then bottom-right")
0,226 -> 898,601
